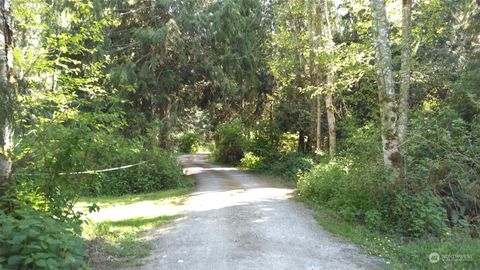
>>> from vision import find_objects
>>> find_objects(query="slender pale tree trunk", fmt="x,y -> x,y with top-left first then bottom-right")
0,0 -> 14,197
324,92 -> 335,157
399,0 -> 412,144
370,0 -> 404,182
308,0 -> 323,153
316,95 -> 322,152
319,0 -> 336,158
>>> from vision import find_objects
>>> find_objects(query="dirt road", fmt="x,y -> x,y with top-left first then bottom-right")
133,154 -> 384,270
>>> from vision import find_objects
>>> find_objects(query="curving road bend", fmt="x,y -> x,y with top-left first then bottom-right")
131,154 -> 384,270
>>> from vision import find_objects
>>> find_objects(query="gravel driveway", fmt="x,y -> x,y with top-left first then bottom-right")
130,154 -> 384,270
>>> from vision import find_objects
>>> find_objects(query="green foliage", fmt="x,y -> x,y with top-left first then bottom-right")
406,108 -> 480,234
298,159 -> 385,223
240,152 -> 265,171
91,148 -> 185,196
394,236 -> 480,270
177,131 -> 201,153
15,135 -> 186,217
12,0 -> 130,219
269,152 -> 314,181
213,120 -> 246,164
299,160 -> 449,238
14,119 -> 124,219
386,190 -> 448,237
77,187 -> 193,210
297,162 -> 347,204
6,0 -> 480,266
247,123 -> 281,159
241,151 -> 313,182
0,209 -> 86,269
298,123 -> 449,237
278,132 -> 299,153
239,122 -> 314,181
451,60 -> 480,123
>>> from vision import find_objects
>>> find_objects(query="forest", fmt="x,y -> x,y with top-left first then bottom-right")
0,0 -> 479,269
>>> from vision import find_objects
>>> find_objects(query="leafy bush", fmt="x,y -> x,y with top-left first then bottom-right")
298,123 -> 450,237
239,124 -> 313,181
297,161 -> 348,204
386,190 -> 448,237
406,109 -> 480,234
13,121 -> 120,219
298,159 -> 448,237
15,125 -> 186,202
213,119 -> 246,164
177,131 -> 200,153
270,152 -> 314,181
242,150 -> 313,182
87,148 -> 185,196
247,123 -> 281,159
278,132 -> 299,153
298,159 -> 385,222
240,152 -> 265,170
0,209 -> 86,269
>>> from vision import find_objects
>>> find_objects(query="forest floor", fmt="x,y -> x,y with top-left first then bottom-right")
117,154 -> 385,270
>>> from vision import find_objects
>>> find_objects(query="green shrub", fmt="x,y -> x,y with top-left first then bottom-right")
298,158 -> 385,223
241,125 -> 313,181
240,152 -> 265,170
89,148 -> 185,196
270,152 -> 314,181
278,132 -> 298,153
297,123 -> 447,237
0,209 -> 87,269
242,150 -> 313,182
297,161 -> 347,204
177,131 -> 200,153
15,130 -> 186,200
406,109 -> 480,234
385,190 -> 448,237
213,119 -> 246,164
247,123 -> 281,159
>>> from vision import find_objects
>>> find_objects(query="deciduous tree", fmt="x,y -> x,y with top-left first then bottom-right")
0,0 -> 14,197
370,0 -> 403,182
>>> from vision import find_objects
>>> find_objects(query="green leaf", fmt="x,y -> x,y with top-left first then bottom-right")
35,258 -> 47,268
7,255 -> 23,266
12,234 -> 27,244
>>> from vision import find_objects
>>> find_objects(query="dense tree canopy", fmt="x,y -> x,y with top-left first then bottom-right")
0,0 -> 479,268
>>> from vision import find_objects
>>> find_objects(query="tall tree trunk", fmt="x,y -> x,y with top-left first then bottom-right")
325,93 -> 335,157
319,0 -> 336,158
306,131 -> 312,152
308,0 -> 323,154
370,0 -> 404,183
316,94 -> 322,152
399,0 -> 412,144
0,0 -> 14,197
298,130 -> 305,153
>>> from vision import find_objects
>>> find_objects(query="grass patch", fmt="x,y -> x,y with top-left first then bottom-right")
78,186 -> 193,269
314,210 -> 480,270
77,187 -> 192,209
84,215 -> 177,268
